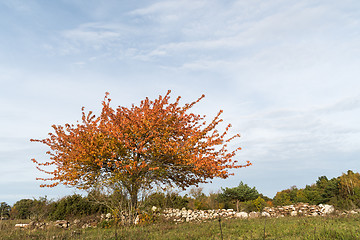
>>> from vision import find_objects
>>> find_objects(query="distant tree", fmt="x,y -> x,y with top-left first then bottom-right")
273,170 -> 360,209
0,202 -> 11,219
339,170 -> 360,198
296,189 -> 309,203
302,184 -> 323,205
143,191 -> 188,210
188,187 -> 211,210
337,170 -> 360,208
218,182 -> 259,211
252,196 -> 266,212
31,91 -> 250,217
316,176 -> 339,203
11,199 -> 33,219
273,190 -> 292,206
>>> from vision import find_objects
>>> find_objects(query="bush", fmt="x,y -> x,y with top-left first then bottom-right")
143,191 -> 188,210
48,194 -> 107,220
187,187 -> 211,210
253,196 -> 266,212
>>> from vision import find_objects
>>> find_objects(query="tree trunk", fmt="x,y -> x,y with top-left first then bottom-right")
124,184 -> 139,225
236,200 -> 239,212
124,182 -> 139,210
130,189 -> 138,210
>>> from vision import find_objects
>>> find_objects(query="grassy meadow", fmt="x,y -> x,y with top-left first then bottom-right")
0,214 -> 359,240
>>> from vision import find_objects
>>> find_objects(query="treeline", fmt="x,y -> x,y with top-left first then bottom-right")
1,170 -> 359,221
273,170 -> 360,209
0,195 -> 107,221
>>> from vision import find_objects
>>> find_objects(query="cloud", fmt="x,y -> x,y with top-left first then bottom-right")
317,95 -> 360,113
62,23 -> 121,43
238,96 -> 360,164
128,0 -> 206,17
1,0 -> 360,201
0,0 -> 37,13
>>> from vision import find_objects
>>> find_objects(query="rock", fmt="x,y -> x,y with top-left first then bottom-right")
151,206 -> 157,212
82,223 -> 90,229
54,220 -> 69,228
105,213 -> 112,219
134,215 -> 140,225
290,211 -> 297,217
261,212 -> 271,217
235,212 -> 248,219
249,212 -> 260,218
321,205 -> 335,215
15,223 -> 29,229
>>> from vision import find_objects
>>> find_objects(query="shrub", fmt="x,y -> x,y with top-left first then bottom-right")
253,196 -> 266,212
143,191 -> 188,210
48,194 -> 107,220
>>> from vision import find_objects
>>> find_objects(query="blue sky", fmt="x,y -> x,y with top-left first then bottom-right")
1,0 -> 359,205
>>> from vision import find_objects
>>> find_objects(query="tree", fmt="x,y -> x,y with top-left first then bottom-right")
339,170 -> 360,198
11,199 -> 33,219
0,202 -> 11,219
252,196 -> 266,212
188,187 -> 210,210
316,176 -> 339,203
218,181 -> 259,211
273,190 -> 292,206
31,91 -> 250,211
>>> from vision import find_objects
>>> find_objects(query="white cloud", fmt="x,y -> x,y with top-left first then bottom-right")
129,0 -> 206,17
1,0 -> 360,201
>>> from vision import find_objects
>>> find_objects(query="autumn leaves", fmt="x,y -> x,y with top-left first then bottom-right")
31,90 -> 251,206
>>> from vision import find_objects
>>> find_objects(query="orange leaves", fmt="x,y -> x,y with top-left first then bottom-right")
31,90 -> 250,194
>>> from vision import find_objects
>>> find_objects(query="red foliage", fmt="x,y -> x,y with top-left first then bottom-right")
31,91 -> 251,203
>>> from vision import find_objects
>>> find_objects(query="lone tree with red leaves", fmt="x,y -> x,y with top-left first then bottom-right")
31,91 -> 250,208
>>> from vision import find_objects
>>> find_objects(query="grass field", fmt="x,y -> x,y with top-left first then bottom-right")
0,214 -> 359,240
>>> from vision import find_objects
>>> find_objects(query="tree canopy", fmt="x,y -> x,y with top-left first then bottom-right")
31,91 -> 250,207
273,170 -> 360,209
218,181 -> 259,211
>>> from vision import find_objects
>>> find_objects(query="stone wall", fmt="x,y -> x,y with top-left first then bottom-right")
14,204 -> 360,229
161,203 -> 338,223
262,203 -> 335,217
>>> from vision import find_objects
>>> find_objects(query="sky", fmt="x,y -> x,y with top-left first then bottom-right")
0,0 -> 359,205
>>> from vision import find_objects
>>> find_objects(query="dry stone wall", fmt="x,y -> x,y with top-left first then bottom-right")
263,203 -> 335,217
161,203 -> 338,223
13,204 -> 360,229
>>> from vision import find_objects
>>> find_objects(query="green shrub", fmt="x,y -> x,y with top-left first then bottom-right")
253,196 -> 266,212
143,191 -> 188,210
48,194 -> 107,220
